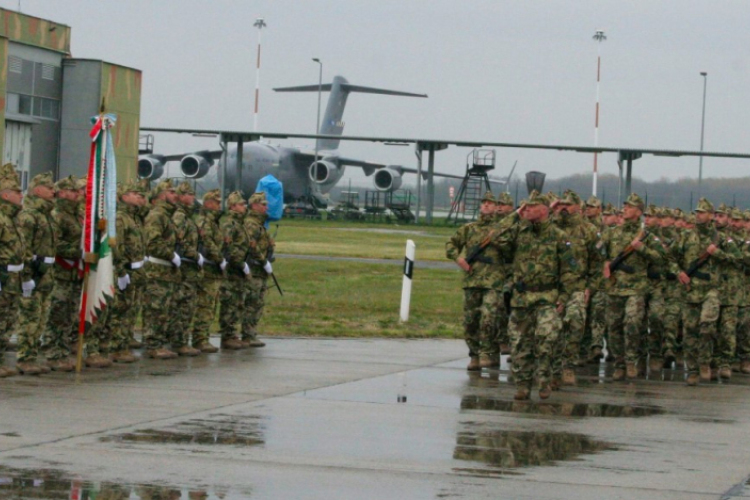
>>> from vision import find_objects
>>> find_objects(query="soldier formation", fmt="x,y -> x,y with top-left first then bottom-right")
0,164 -> 275,377
447,188 -> 750,401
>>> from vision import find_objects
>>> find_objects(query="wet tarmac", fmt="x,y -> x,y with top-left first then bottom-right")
1,338 -> 750,499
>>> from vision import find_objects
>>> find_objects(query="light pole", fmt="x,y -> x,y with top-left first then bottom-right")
312,58 -> 323,193
252,18 -> 267,132
698,71 -> 708,197
591,29 -> 606,197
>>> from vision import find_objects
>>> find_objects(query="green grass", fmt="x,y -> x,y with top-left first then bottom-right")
261,257 -> 463,338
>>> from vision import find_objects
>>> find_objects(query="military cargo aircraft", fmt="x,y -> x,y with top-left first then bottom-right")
138,75 -> 485,206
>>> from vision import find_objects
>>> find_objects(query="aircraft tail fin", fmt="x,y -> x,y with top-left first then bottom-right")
274,75 -> 427,151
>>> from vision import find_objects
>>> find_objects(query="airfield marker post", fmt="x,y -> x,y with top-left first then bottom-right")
400,239 -> 416,322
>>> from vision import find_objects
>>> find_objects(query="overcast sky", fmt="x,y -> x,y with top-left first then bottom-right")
3,0 -> 750,190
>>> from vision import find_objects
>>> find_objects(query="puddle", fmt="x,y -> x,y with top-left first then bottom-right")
101,413 -> 265,447
453,426 -> 616,470
460,395 -> 665,417
0,465 -> 248,499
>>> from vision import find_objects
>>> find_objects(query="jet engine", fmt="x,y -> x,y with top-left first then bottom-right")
373,167 -> 403,192
309,160 -> 343,185
137,154 -> 167,180
180,151 -> 213,179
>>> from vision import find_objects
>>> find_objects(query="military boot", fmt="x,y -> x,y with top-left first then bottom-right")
46,359 -> 75,372
538,384 -> 552,400
626,362 -> 638,379
699,365 -> 711,381
478,354 -> 492,369
612,368 -> 626,381
84,354 -> 113,368
111,351 -> 138,363
719,367 -> 732,380
248,339 -> 266,348
146,348 -> 178,360
466,356 -> 481,371
741,360 -> 750,374
129,338 -> 143,349
15,362 -> 43,375
550,377 -> 561,391
195,342 -> 219,354
0,366 -> 18,378
648,356 -> 663,374
513,387 -> 530,401
175,346 -> 201,357
588,347 -> 603,364
489,354 -> 500,368
499,343 -> 511,355
221,338 -> 244,351
663,349 -> 676,368
686,373 -> 700,386
561,369 -> 577,385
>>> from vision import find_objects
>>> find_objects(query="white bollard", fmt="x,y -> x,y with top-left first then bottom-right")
400,239 -> 416,322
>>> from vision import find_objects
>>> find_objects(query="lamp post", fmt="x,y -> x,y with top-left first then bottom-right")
312,58 -> 323,194
252,18 -> 267,132
698,71 -> 708,197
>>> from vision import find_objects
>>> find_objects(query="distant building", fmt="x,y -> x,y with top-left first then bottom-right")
0,8 -> 141,187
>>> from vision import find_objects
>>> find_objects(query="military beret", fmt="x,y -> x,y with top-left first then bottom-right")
226,191 -> 246,207
585,196 -> 602,208
151,178 -> 176,198
497,192 -> 514,205
55,175 -> 78,192
694,197 -> 714,213
176,181 -> 195,196
480,191 -> 496,204
28,171 -> 55,191
0,163 -> 20,192
525,190 -> 550,207
248,191 -> 268,205
624,193 -> 645,211
203,188 -> 221,203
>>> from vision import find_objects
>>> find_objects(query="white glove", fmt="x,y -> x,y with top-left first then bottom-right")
263,261 -> 273,274
197,253 -> 206,268
172,252 -> 182,268
117,275 -> 130,291
220,259 -> 228,271
22,279 -> 35,298
243,262 -> 251,275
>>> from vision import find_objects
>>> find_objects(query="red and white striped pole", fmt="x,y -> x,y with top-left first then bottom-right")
253,18 -> 267,132
592,29 -> 606,196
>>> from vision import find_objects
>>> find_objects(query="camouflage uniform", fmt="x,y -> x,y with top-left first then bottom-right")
15,173 -> 57,367
736,210 -> 750,372
142,180 -> 181,354
192,189 -> 225,349
218,192 -> 252,344
446,193 -> 509,360
492,191 -> 575,394
642,206 -> 667,366
491,192 -> 515,354
582,196 -> 607,360
106,180 -> 147,356
42,176 -> 82,364
242,192 -> 274,344
601,193 -> 663,375
170,182 -> 203,352
0,163 -> 26,376
658,214 -> 683,362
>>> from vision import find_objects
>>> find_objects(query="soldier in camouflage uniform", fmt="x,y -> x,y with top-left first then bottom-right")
492,191 -> 576,400
142,179 -> 181,359
583,196 -> 607,363
492,192 -> 515,357
241,192 -> 274,348
42,176 -> 82,372
711,203 -> 743,380
191,189 -> 224,353
446,192 -> 509,370
736,209 -> 750,374
659,208 -> 683,368
219,191 -> 252,350
601,193 -> 664,381
641,205 -> 668,374
106,179 -> 148,363
0,163 -> 26,378
169,182 -> 203,356
551,190 -> 596,386
670,198 -> 733,385
15,172 -> 57,375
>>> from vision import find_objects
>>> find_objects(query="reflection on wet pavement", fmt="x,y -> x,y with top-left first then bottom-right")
101,413 -> 265,447
0,465 -> 246,499
460,395 -> 665,417
453,424 -> 616,470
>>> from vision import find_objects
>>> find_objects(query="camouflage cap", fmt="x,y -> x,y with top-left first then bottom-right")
55,174 -> 78,192
203,188 -> 221,203
151,178 -> 176,198
122,178 -> 148,196
624,193 -> 645,211
602,202 -> 615,215
744,209 -> 750,221
545,191 -> 559,203
0,163 -> 20,192
730,207 -> 744,220
672,207 -> 684,219
585,195 -> 602,208
226,191 -> 246,207
480,191 -> 496,203
248,191 -> 268,205
715,202 -> 730,215
694,197 -> 714,213
562,189 -> 582,206
497,192 -> 514,205
76,176 -> 88,190
686,214 -> 696,225
176,181 -> 195,196
28,171 -> 55,191
645,204 -> 659,217
525,190 -> 550,207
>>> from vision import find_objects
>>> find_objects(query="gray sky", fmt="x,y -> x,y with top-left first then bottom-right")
4,0 -> 750,190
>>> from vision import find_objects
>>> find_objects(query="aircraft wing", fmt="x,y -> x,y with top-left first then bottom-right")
149,150 -> 222,162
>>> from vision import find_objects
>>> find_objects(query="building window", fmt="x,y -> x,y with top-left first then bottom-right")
6,92 -> 59,120
34,96 -> 59,119
41,64 -> 55,81
9,56 -> 22,74
18,94 -> 32,115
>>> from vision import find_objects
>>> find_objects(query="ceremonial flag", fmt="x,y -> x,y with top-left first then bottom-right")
77,112 -> 118,371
